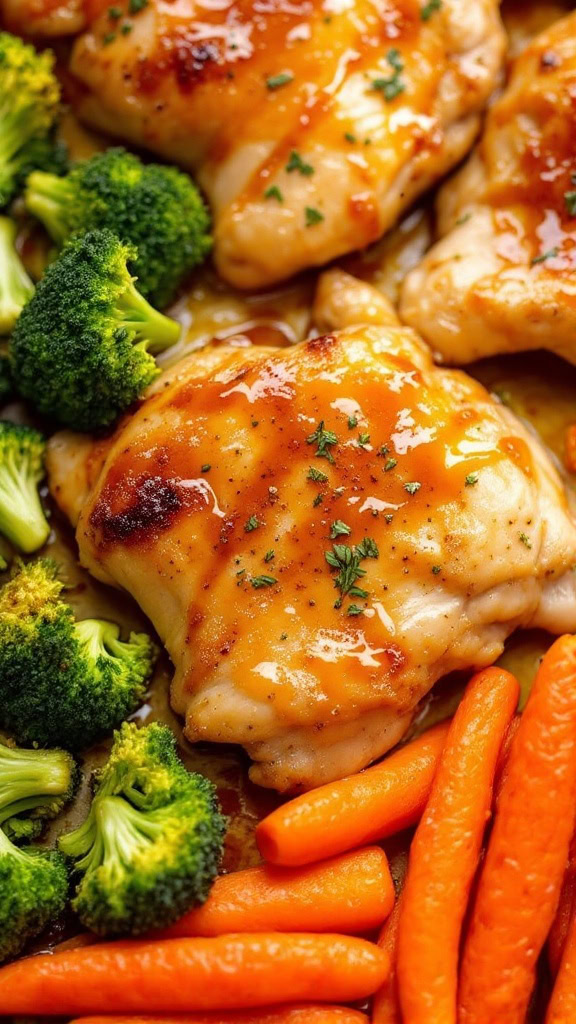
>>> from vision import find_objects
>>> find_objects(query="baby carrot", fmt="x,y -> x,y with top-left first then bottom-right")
157,848 -> 393,938
257,721 -> 450,866
371,890 -> 404,1024
547,909 -> 576,1023
396,667 -> 519,1024
0,934 -> 389,1016
69,1008 -> 369,1024
459,635 -> 576,1024
549,835 -> 576,976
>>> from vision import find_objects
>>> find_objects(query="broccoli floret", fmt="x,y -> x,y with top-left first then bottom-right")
0,825 -> 68,963
0,741 -> 77,838
26,147 -> 212,307
59,721 -> 226,936
0,352 -> 13,405
0,34 -> 61,208
0,560 -> 158,750
0,421 -> 49,553
0,217 -> 34,335
10,228 -> 181,431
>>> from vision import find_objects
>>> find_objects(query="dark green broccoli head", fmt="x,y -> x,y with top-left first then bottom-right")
0,354 -> 13,405
59,722 -> 227,936
0,560 -> 158,750
0,741 -> 77,834
26,147 -> 212,307
0,33 -> 61,207
10,228 -> 181,431
0,421 -> 49,553
0,216 -> 34,335
0,826 -> 68,963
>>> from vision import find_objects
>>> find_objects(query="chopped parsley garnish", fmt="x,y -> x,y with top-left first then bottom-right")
421,0 -> 442,19
108,6 -> 122,18
245,515 -> 260,532
347,604 -> 364,616
264,549 -> 275,562
251,574 -> 277,589
404,481 -> 421,495
264,185 -> 283,202
305,206 -> 324,227
347,415 -> 358,429
128,0 -> 148,11
307,421 -> 338,463
286,150 -> 314,176
266,72 -> 294,90
384,458 -> 397,471
378,445 -> 390,456
356,537 -> 379,559
358,432 -> 370,446
565,175 -> 576,216
325,538 -> 379,608
313,493 -> 325,507
372,49 -> 405,102
121,22 -> 133,33
465,472 -> 479,486
431,565 -> 441,575
279,632 -> 288,641
344,132 -> 357,143
308,466 -> 328,483
531,247 -> 558,265
201,463 -> 211,473
519,532 -> 532,549
330,520 -> 352,539
102,32 -> 116,44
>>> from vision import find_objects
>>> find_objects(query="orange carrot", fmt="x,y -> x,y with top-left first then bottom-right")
547,908 -> 576,1023
396,667 -> 519,1024
0,934 -> 389,1016
459,635 -> 576,1024
257,721 -> 450,866
493,713 -> 521,807
371,890 -> 404,1024
69,1009 -> 369,1024
549,834 -> 576,976
157,848 -> 393,938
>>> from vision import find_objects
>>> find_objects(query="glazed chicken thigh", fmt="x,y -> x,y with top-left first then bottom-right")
47,301 -> 576,791
401,10 -> 576,365
66,0 -> 505,288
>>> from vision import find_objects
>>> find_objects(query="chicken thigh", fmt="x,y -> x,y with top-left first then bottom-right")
401,10 -> 576,365
66,0 -> 505,289
47,298 -> 576,791
0,0 -> 86,35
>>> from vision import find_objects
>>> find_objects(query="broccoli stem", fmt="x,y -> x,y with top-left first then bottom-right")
61,795 -> 163,872
0,217 -> 34,335
114,281 -> 181,354
24,171 -> 72,245
0,823 -> 25,861
0,449 -> 49,552
0,104 -> 34,169
0,746 -> 72,824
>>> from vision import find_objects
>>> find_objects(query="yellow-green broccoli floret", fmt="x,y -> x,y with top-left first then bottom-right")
0,33 -> 62,207
0,741 -> 77,843
0,825 -> 68,962
0,421 -> 49,553
26,147 -> 212,308
0,217 -> 34,335
59,722 -> 227,936
10,228 -> 181,431
0,560 -> 158,750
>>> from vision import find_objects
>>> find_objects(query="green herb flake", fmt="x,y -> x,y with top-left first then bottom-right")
264,185 -> 283,202
308,466 -> 328,483
404,481 -> 421,495
102,32 -> 116,44
264,550 -> 275,563
465,472 -> 479,486
245,516 -> 260,533
344,132 -> 357,143
108,6 -> 122,18
201,464 -> 211,473
307,421 -> 338,463
431,565 -> 441,575
358,432 -> 370,446
305,206 -> 324,227
313,493 -> 325,507
519,532 -> 532,549
266,72 -> 294,90
121,21 -> 133,33
565,176 -> 576,216
372,48 -> 405,102
128,0 -> 148,12
347,604 -> 365,616
531,247 -> 558,265
279,632 -> 288,641
384,458 -> 397,472
356,537 -> 379,559
251,574 -> 277,589
330,520 -> 352,539
421,0 -> 442,20
286,150 -> 314,176
347,415 -> 358,429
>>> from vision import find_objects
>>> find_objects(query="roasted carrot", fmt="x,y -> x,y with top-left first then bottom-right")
0,934 -> 389,1016
69,1009 -> 369,1024
257,721 -> 450,866
157,848 -> 393,938
396,667 -> 519,1024
459,635 -> 576,1024
546,907 -> 576,1023
371,889 -> 404,1024
549,834 -> 576,976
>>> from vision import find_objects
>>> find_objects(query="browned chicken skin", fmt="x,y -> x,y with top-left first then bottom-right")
65,0 -> 505,288
47,291 -> 576,790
